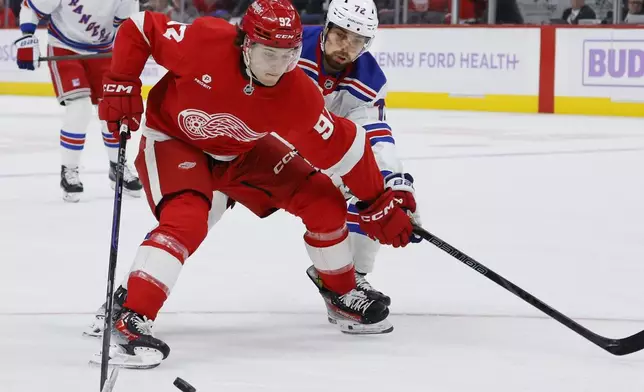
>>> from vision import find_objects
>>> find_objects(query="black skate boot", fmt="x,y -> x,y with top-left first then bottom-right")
307,266 -> 393,334
60,165 -> 83,202
109,161 -> 142,197
84,285 -> 128,338
90,307 -> 170,369
355,271 -> 391,306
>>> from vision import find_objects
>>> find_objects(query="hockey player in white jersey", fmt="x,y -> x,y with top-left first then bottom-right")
298,0 -> 422,333
14,0 -> 142,202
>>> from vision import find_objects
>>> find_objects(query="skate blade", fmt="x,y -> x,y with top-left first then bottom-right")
90,347 -> 164,370
84,324 -> 156,339
110,181 -> 142,198
83,329 -> 103,338
82,316 -> 105,338
125,188 -> 142,198
333,318 -> 394,335
62,191 -> 81,203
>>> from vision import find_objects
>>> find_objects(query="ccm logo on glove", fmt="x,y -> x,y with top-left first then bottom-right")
360,197 -> 404,222
104,84 -> 134,94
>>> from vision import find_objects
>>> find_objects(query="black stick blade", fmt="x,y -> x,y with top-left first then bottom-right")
604,329 -> 644,356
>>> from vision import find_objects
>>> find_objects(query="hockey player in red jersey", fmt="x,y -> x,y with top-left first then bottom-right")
90,0 -> 417,368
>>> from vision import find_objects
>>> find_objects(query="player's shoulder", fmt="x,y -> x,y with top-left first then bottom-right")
299,25 -> 322,70
167,16 -> 237,72
137,12 -> 235,43
303,25 -> 324,42
348,51 -> 387,94
182,16 -> 237,63
189,16 -> 237,42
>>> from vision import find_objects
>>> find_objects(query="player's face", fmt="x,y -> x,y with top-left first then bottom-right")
323,26 -> 369,69
248,43 -> 301,86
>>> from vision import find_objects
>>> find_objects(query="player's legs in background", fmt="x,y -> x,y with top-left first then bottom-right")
89,129 -> 214,368
84,54 -> 142,197
347,201 -> 391,306
47,46 -> 93,202
287,177 -> 392,333
219,135 -> 392,334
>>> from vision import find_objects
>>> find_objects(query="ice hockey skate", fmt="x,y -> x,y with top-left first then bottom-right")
84,285 -> 128,338
355,271 -> 391,306
60,165 -> 83,202
89,308 -> 169,369
307,266 -> 394,335
109,161 -> 143,197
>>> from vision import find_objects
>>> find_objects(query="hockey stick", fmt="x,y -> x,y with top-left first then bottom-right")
39,52 -> 112,62
412,225 -> 644,356
99,121 -> 129,391
100,368 -> 120,392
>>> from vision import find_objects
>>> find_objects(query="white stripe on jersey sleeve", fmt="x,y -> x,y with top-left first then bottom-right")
326,124 -> 367,177
130,11 -> 151,47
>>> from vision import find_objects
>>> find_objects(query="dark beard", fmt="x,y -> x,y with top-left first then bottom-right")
323,54 -> 349,74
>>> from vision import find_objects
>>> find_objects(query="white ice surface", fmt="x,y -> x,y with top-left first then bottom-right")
1,96 -> 644,391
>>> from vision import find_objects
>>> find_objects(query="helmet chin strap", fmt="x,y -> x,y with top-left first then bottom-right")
242,37 -> 256,95
244,66 -> 256,95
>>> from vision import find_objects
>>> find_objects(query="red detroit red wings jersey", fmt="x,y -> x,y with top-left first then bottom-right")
109,11 -> 384,201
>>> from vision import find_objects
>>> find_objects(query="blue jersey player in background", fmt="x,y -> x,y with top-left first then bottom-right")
300,0 -> 423,335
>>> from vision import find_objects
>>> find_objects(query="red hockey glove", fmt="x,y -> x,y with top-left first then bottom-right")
358,188 -> 416,248
98,76 -> 143,138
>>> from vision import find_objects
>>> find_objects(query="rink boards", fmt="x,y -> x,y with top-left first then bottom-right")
0,25 -> 643,117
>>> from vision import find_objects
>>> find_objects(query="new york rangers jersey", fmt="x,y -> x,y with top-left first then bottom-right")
298,25 -> 402,178
20,0 -> 139,53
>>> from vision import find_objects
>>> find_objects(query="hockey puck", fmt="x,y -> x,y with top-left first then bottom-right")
173,377 -> 196,392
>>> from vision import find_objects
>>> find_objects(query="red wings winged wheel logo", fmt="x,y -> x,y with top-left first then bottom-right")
178,109 -> 268,142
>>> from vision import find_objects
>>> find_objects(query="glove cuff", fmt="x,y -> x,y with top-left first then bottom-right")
20,23 -> 37,35
384,173 -> 415,193
106,72 -> 143,87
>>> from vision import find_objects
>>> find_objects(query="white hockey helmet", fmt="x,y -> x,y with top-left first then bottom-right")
323,0 -> 379,57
